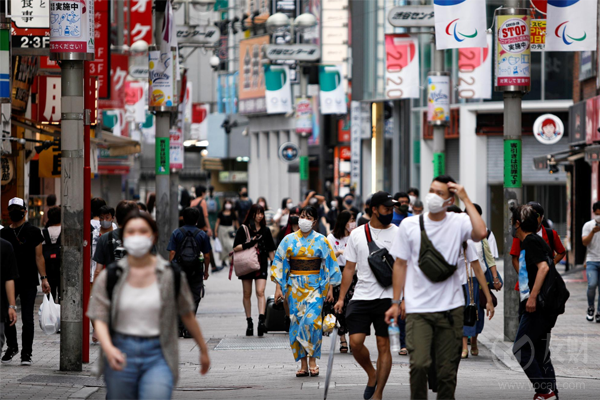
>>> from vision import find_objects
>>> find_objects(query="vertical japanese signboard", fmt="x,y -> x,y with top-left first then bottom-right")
530,19 -> 545,51
98,53 -> 128,109
350,101 -> 362,195
90,0 -> 110,99
239,35 -> 269,114
11,56 -> 37,112
169,129 -> 183,170
495,13 -> 531,91
129,0 -> 153,46
433,152 -> 445,178
504,140 -> 522,188
36,76 -> 62,123
156,137 -> 169,175
39,137 -> 61,177
49,0 -> 95,55
10,0 -> 50,54
0,29 -> 9,102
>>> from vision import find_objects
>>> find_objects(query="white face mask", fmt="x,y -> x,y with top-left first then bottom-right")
309,198 -> 318,205
286,203 -> 294,210
123,235 -> 154,258
409,195 -> 417,205
595,215 -> 600,224
331,200 -> 338,208
100,220 -> 112,229
425,193 -> 452,214
298,218 -> 314,233
346,222 -> 356,232
225,204 -> 232,210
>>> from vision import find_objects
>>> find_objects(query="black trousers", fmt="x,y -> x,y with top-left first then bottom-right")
4,282 -> 38,356
179,273 -> 204,331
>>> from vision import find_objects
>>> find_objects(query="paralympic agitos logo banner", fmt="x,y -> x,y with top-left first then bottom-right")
433,0 -> 487,50
546,0 -> 597,51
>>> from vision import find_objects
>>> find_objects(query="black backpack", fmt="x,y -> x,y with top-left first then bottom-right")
42,228 -> 61,274
174,227 -> 203,278
108,230 -> 127,263
195,199 -> 207,230
537,254 -> 570,316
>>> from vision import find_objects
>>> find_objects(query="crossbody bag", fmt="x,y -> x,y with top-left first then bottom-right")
364,224 -> 394,288
417,214 -> 457,282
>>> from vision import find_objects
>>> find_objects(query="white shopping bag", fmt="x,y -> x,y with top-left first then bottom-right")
213,237 -> 223,253
39,293 -> 61,335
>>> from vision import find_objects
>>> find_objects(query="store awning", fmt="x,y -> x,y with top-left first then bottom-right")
11,117 -> 61,138
92,131 -> 141,156
533,148 -> 585,170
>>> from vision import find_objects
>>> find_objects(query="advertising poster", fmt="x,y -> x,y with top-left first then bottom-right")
170,129 -> 184,170
295,98 -> 313,136
319,65 -> 347,115
530,19 -> 546,51
239,35 -> 269,114
49,0 -> 94,54
427,74 -> 450,124
546,0 -> 597,52
495,14 -> 531,88
264,65 -> 293,114
148,49 -> 175,108
458,33 -> 492,99
385,34 -> 420,99
433,0 -> 487,49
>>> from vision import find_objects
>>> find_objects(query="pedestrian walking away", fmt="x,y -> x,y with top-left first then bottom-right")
233,204 -> 276,336
385,176 -> 489,400
1,238 -> 19,353
168,207 -> 212,338
191,186 -> 217,272
325,210 -> 357,354
511,204 -> 569,400
215,199 -> 238,270
582,201 -> 600,323
41,206 -> 62,304
1,197 -> 51,366
272,206 -> 341,378
334,191 -> 398,400
234,187 -> 253,226
87,211 -> 210,400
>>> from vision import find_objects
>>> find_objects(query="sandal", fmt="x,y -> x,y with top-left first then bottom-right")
471,346 -> 479,357
340,339 -> 349,353
461,349 -> 469,359
309,365 -> 320,377
399,348 -> 408,356
296,369 -> 309,377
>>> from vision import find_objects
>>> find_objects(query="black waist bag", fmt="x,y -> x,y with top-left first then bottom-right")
418,214 -> 457,282
365,224 -> 394,288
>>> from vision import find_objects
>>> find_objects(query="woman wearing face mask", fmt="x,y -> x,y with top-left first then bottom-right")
274,198 -> 294,229
325,210 -> 357,353
271,206 -> 341,377
87,211 -> 210,400
215,200 -> 238,270
233,204 -> 277,336
342,193 -> 360,214
325,196 -> 343,230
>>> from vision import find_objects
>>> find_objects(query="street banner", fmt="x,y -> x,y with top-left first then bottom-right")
49,0 -> 95,55
319,65 -> 347,115
125,81 -> 147,123
264,65 -> 293,114
530,20 -> 546,51
495,14 -> 531,88
90,0 -> 110,99
148,49 -> 175,108
0,29 -> 9,102
546,0 -> 597,52
170,129 -> 184,170
433,0 -> 487,49
350,101 -> 362,195
427,74 -> 450,124
385,34 -> 420,99
191,103 -> 209,140
458,33 -> 492,99
295,98 -> 313,136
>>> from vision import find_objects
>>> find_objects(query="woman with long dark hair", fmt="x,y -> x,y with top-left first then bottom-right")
232,204 -> 276,336
271,206 -> 341,377
215,199 -> 238,269
325,210 -> 357,353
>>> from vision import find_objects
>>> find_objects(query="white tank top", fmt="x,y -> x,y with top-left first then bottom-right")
114,281 -> 161,337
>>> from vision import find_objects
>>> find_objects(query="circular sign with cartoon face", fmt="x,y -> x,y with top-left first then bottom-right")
533,114 -> 564,145
278,142 -> 299,162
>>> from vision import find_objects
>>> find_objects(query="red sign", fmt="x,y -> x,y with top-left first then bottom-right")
36,76 -> 62,123
128,0 -> 153,46
192,103 -> 208,124
339,146 -> 351,161
586,97 -> 597,145
98,54 -> 129,110
91,0 -> 111,99
39,57 -> 60,70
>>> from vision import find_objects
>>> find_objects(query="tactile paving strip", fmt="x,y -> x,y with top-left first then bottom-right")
213,336 -> 290,351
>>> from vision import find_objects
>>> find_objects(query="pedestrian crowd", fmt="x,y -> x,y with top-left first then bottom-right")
0,177 -> 587,400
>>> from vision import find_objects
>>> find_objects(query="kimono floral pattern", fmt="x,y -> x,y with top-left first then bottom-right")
271,230 -> 341,361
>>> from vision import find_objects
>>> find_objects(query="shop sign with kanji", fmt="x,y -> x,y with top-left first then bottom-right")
388,5 -> 434,28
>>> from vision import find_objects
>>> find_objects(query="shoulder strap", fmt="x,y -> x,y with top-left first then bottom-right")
169,262 -> 182,299
42,228 -> 51,246
487,229 -> 491,239
364,223 -> 372,243
545,227 -> 556,254
243,224 -> 251,242
419,214 -> 425,231
106,262 -> 123,302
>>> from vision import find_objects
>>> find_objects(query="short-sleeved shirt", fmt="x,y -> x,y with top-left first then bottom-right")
390,212 -> 473,314
344,223 -> 398,300
93,228 -> 124,266
218,211 -> 235,227
1,238 -> 19,321
327,234 -> 350,267
0,222 -> 44,287
167,225 -> 211,255
582,219 -> 600,262
234,199 -> 253,224
392,211 -> 412,227
518,233 -> 553,302
510,227 -> 565,257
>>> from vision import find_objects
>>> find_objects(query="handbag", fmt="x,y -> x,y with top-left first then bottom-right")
481,238 -> 503,288
229,225 -> 261,279
418,214 -> 457,282
463,249 -> 479,327
364,224 -> 394,288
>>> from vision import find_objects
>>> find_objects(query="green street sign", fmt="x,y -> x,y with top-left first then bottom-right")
433,152 -> 445,178
300,156 -> 309,181
156,137 -> 170,175
504,139 -> 522,188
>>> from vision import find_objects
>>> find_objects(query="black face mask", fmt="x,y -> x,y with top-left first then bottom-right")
511,225 -> 519,238
240,192 -> 247,198
376,211 -> 394,226
396,204 -> 409,215
9,210 -> 25,222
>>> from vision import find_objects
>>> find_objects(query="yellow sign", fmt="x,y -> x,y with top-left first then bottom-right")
530,19 -> 546,51
38,135 -> 61,178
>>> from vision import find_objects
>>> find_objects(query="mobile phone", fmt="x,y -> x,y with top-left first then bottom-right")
120,354 -> 127,368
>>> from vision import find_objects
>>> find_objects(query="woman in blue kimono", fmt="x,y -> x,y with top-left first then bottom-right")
272,206 -> 341,378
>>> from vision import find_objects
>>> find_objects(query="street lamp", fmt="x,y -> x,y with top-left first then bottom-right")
266,12 -> 317,39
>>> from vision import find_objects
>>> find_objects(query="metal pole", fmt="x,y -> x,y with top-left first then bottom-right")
170,170 -> 180,232
431,41 -> 445,177
60,60 -> 84,372
299,67 -> 309,197
82,64 -> 92,364
500,0 -> 528,342
116,0 -> 125,49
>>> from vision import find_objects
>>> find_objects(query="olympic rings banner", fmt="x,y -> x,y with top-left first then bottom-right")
433,0 -> 487,49
546,0 -> 597,52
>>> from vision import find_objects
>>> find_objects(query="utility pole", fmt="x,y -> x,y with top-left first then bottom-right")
496,0 -> 530,341
299,68 -> 309,198
430,41 -> 447,177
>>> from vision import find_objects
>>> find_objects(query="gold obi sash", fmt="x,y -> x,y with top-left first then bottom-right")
290,257 -> 322,275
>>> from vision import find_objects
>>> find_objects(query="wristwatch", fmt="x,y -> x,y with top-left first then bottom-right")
8,305 -> 17,310
391,299 -> 402,305
40,275 -> 48,280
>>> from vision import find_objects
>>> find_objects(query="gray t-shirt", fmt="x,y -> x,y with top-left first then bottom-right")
582,220 -> 600,262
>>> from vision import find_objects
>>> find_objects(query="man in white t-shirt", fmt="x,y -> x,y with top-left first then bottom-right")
582,201 -> 600,323
334,191 -> 398,400
385,175 -> 488,400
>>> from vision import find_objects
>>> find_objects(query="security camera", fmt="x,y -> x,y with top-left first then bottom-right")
210,55 -> 220,70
